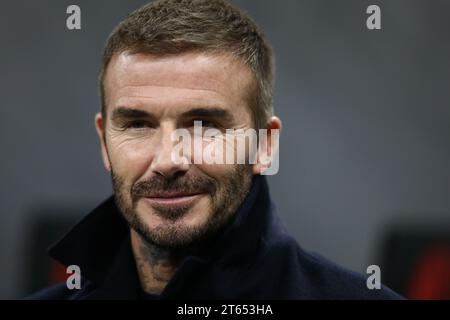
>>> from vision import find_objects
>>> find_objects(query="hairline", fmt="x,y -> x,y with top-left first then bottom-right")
99,48 -> 262,129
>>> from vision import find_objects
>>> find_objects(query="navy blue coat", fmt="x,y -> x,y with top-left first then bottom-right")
29,175 -> 402,299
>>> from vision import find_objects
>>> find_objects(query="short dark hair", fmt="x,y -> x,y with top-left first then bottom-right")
99,0 -> 275,129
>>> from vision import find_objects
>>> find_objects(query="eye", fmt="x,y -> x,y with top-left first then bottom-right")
125,120 -> 152,130
191,120 -> 218,129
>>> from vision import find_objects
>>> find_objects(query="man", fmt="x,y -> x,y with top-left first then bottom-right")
30,0 -> 401,299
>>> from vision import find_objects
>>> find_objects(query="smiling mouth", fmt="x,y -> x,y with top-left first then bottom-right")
142,192 -> 206,207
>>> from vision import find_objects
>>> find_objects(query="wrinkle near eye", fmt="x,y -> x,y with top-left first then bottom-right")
107,126 -> 152,149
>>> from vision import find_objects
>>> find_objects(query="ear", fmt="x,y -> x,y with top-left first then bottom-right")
253,116 -> 282,175
95,112 -> 111,172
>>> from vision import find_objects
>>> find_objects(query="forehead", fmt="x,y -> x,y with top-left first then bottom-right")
104,51 -> 255,117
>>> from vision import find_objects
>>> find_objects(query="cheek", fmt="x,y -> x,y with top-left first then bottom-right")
107,138 -> 153,181
200,134 -> 256,165
195,162 -> 235,184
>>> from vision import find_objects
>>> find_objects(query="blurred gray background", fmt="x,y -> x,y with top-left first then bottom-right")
1,0 -> 450,298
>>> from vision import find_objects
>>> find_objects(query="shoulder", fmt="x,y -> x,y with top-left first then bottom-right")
261,233 -> 404,299
25,283 -> 74,300
25,279 -> 95,300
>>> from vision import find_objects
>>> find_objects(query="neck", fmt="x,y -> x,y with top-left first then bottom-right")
130,229 -> 184,295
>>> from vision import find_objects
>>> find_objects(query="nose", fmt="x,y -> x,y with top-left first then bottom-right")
150,123 -> 190,178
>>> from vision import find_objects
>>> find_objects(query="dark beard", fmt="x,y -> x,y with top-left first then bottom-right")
111,165 -> 253,251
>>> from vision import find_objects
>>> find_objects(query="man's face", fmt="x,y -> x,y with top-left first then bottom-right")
96,51 -> 258,249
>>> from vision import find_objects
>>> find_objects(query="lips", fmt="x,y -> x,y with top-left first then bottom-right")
145,191 -> 201,198
142,192 -> 205,207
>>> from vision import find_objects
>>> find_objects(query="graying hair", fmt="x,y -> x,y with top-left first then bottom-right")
99,0 -> 275,129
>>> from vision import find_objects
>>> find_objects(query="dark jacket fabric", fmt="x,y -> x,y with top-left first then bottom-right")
29,175 -> 403,300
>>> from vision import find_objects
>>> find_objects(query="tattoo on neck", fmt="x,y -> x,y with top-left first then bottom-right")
131,232 -> 182,294
139,240 -> 171,267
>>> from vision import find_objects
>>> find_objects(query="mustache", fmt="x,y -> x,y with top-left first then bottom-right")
131,174 -> 217,201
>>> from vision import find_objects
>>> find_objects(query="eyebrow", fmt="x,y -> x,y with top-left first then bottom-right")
181,107 -> 235,124
111,106 -> 235,124
111,107 -> 155,122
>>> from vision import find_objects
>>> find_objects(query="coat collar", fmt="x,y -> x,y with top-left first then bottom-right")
49,175 -> 276,298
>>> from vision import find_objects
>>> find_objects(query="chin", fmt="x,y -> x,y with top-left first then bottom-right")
140,215 -> 212,250
138,197 -> 211,227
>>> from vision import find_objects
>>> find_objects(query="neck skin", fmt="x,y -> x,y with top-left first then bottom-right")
130,229 -> 184,295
